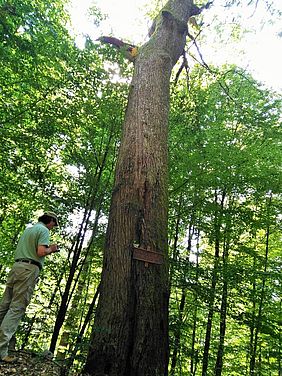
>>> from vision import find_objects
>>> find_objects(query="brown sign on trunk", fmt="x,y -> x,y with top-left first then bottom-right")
133,246 -> 164,266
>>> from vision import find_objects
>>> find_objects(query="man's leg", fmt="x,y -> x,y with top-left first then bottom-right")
0,269 -> 16,361
0,263 -> 39,359
0,284 -> 13,325
0,274 -> 16,355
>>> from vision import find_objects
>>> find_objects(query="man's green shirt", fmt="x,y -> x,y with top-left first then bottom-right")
14,222 -> 50,268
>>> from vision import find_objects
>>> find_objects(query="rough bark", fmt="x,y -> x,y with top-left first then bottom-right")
84,1 -> 202,375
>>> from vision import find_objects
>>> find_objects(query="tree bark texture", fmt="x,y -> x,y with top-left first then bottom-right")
84,1 -> 200,375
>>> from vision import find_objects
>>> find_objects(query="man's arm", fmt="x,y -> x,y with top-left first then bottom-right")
37,244 -> 58,257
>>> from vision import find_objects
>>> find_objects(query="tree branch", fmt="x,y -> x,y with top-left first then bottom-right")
191,1 -> 214,16
97,36 -> 138,62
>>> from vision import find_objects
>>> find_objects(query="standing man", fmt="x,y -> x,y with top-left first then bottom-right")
0,211 -> 59,363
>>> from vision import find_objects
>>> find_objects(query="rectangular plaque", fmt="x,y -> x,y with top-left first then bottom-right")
133,246 -> 164,265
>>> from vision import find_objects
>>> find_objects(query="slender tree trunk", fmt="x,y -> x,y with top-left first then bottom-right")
249,254 -> 257,375
49,205 -> 93,353
279,299 -> 281,376
84,1 -> 204,375
191,305 -> 199,376
169,197 -> 182,286
202,190 -> 226,376
249,240 -> 270,374
258,345 -> 262,376
169,197 -> 184,375
170,289 -> 186,375
56,208 -> 103,362
61,285 -> 101,376
214,199 -> 234,376
190,230 -> 200,376
49,149 -> 111,354
250,195 -> 271,375
214,241 -> 230,376
20,313 -> 37,350
56,254 -> 92,361
171,221 -> 194,375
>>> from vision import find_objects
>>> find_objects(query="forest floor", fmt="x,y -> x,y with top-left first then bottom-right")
0,350 -> 81,376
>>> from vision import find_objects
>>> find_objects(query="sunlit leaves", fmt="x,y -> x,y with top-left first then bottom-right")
168,63 -> 281,375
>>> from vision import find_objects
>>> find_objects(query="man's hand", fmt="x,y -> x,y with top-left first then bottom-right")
50,244 -> 59,253
37,244 -> 59,257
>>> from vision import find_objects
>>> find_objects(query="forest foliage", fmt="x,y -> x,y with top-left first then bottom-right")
0,0 -> 281,375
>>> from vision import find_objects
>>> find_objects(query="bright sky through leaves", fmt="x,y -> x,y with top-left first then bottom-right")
69,0 -> 282,91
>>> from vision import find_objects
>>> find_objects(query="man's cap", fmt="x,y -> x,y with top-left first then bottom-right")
44,211 -> 59,226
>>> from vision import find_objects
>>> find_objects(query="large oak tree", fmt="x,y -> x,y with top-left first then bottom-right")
83,0 -> 208,375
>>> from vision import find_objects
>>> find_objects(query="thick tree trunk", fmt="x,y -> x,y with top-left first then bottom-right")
84,1 -> 201,375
